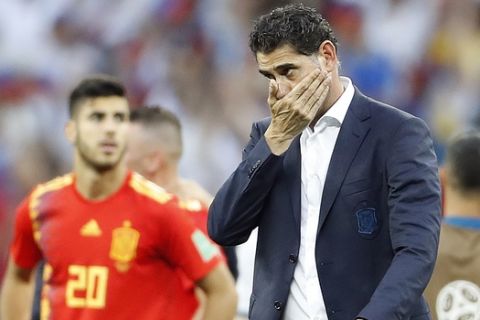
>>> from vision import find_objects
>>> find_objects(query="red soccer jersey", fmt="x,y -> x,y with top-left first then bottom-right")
11,172 -> 222,320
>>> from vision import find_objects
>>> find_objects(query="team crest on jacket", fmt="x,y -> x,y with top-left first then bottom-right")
109,220 -> 140,272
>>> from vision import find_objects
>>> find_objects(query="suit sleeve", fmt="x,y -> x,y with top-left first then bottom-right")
358,117 -> 441,319
10,197 -> 42,269
207,121 -> 284,246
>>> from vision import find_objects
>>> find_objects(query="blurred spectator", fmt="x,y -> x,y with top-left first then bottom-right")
326,2 -> 395,102
424,130 -> 480,320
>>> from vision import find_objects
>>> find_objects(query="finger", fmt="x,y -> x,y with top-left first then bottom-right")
267,80 -> 278,107
287,68 -> 322,100
305,74 -> 331,120
296,70 -> 328,108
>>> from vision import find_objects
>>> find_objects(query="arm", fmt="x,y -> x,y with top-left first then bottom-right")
0,260 -> 35,320
208,70 -> 331,246
358,117 -> 441,319
207,124 -> 284,246
196,263 -> 237,320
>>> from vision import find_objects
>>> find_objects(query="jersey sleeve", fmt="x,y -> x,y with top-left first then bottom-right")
10,196 -> 42,269
160,200 -> 222,282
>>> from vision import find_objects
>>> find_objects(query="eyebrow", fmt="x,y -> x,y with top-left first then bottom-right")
258,63 -> 298,77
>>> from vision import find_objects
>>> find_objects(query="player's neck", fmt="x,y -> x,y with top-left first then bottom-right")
444,190 -> 480,218
74,162 -> 128,201
151,166 -> 180,196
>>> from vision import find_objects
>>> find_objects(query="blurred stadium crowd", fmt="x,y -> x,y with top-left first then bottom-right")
1,0 -> 480,310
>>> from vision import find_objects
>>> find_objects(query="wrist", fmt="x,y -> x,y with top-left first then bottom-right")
264,128 -> 293,155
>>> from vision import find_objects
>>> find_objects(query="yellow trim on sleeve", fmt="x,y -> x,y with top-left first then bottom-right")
129,173 -> 173,204
29,174 -> 74,242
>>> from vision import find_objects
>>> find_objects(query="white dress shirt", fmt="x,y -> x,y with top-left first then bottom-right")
284,77 -> 354,320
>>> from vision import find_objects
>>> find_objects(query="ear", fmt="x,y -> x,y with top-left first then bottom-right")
146,150 -> 166,175
65,120 -> 77,144
317,40 -> 338,72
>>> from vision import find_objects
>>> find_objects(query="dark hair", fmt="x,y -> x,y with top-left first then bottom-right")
130,106 -> 181,132
249,3 -> 338,56
130,106 -> 183,157
69,75 -> 126,117
446,130 -> 480,192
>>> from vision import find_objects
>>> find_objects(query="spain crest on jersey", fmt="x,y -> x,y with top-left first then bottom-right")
109,220 -> 140,272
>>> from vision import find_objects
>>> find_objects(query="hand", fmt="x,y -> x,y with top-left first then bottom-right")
265,69 -> 331,155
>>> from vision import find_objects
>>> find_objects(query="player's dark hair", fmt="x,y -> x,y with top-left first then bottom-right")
446,130 -> 480,192
130,106 -> 181,132
130,106 -> 183,157
249,3 -> 338,56
69,75 -> 126,118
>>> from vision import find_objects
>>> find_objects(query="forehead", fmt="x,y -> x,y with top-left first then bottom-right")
256,44 -> 308,71
77,96 -> 129,115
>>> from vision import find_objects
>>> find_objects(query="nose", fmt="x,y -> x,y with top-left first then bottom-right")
103,116 -> 118,134
275,81 -> 291,100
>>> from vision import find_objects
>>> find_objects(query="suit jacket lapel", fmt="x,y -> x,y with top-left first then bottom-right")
284,135 -> 302,232
317,89 -> 372,234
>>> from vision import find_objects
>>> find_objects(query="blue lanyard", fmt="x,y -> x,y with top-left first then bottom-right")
443,216 -> 480,230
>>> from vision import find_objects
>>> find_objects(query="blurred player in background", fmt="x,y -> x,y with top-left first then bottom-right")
127,106 -> 238,318
0,75 -> 237,320
424,130 -> 480,320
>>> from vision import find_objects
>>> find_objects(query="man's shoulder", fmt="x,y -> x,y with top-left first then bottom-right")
351,89 -> 428,139
29,173 -> 74,201
128,172 -> 176,208
178,178 -> 213,207
352,89 -> 418,126
353,89 -> 416,123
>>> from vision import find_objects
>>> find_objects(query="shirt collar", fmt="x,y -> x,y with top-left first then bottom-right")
311,76 -> 354,131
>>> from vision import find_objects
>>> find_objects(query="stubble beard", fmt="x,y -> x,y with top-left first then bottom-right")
76,135 -> 125,173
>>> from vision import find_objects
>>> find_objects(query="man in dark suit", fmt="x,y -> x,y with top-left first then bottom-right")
208,4 -> 441,320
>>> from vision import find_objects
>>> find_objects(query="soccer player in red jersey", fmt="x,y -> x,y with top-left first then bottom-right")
126,106 -> 239,319
0,75 -> 237,320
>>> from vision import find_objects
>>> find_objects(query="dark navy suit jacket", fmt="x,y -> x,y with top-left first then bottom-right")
208,89 -> 441,320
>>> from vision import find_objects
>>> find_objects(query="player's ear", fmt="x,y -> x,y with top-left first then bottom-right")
65,120 -> 77,144
146,150 -> 165,175
316,40 -> 337,72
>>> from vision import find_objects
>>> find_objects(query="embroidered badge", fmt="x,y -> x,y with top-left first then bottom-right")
110,220 -> 140,272
355,208 -> 377,235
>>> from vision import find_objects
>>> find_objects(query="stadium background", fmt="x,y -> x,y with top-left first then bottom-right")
0,0 -> 479,312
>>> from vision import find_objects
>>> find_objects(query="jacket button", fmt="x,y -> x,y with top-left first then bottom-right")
288,254 -> 297,263
273,301 -> 282,310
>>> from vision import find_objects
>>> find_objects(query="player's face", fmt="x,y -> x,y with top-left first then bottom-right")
125,123 -> 152,177
70,96 -> 130,171
257,43 -> 327,100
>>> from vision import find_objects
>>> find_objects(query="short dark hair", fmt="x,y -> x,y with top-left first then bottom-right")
130,106 -> 183,158
446,130 -> 480,192
130,106 -> 181,132
69,75 -> 126,117
249,3 -> 338,56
